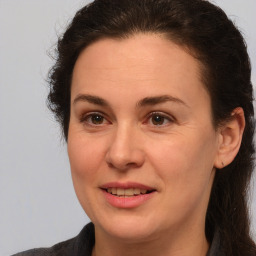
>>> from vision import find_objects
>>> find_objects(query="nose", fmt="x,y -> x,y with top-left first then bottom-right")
105,125 -> 145,171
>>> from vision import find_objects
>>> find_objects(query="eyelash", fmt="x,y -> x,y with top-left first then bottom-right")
145,112 -> 175,127
80,112 -> 110,126
80,111 -> 175,127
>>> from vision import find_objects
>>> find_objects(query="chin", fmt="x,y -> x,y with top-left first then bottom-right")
93,214 -> 162,242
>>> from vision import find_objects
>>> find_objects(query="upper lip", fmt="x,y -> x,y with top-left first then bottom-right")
100,181 -> 156,191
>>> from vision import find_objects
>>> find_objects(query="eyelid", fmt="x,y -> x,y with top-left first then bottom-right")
80,111 -> 111,126
145,111 -> 175,126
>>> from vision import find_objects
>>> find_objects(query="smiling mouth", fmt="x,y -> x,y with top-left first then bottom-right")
103,187 -> 155,197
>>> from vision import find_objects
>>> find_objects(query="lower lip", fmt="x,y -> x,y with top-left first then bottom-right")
102,190 -> 155,209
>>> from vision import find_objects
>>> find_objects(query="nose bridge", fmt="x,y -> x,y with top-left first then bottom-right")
105,122 -> 144,170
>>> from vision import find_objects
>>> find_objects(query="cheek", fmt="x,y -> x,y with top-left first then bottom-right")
67,133 -> 106,183
67,133 -> 108,217
150,136 -> 216,220
148,133 -> 217,191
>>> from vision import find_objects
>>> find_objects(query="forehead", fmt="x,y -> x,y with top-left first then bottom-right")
73,33 -> 201,76
71,34 -> 209,108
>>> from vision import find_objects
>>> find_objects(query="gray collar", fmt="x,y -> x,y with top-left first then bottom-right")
207,229 -> 225,256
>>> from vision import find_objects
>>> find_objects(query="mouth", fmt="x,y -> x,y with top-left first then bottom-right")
100,182 -> 156,208
102,187 -> 156,197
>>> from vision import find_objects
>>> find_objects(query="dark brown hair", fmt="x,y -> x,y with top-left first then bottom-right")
48,0 -> 256,254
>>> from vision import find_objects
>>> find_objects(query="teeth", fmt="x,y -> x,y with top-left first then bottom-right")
141,189 -> 147,194
124,188 -> 134,196
134,188 -> 140,195
117,188 -> 124,196
106,188 -> 150,196
112,187 -> 117,195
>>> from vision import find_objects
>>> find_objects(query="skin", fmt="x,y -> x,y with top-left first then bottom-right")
68,34 -> 244,256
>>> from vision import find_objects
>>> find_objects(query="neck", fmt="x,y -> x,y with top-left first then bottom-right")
92,224 -> 209,256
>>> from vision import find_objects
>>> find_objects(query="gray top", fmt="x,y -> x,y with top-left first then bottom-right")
12,223 -> 224,256
206,228 -> 224,256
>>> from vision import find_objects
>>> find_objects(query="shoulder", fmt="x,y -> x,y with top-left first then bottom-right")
12,222 -> 95,256
12,237 -> 76,256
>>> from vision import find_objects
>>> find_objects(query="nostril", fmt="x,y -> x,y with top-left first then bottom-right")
106,153 -> 138,170
105,143 -> 145,170
106,162 -> 114,169
106,160 -> 140,171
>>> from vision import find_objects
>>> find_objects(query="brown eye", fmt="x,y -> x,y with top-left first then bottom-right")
81,112 -> 110,126
90,114 -> 104,124
147,112 -> 174,127
151,114 -> 165,125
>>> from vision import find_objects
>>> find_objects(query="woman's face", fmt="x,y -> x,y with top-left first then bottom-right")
68,34 -> 220,241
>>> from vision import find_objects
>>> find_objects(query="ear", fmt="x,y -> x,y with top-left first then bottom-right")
214,107 -> 245,169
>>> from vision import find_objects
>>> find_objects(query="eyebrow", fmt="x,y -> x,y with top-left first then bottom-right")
137,95 -> 188,108
73,94 -> 188,108
73,94 -> 109,107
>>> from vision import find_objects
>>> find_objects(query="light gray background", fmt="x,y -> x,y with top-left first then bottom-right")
0,0 -> 255,255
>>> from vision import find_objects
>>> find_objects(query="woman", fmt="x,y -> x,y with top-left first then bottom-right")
14,0 -> 256,255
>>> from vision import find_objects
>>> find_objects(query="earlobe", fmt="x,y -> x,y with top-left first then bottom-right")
214,107 -> 245,169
